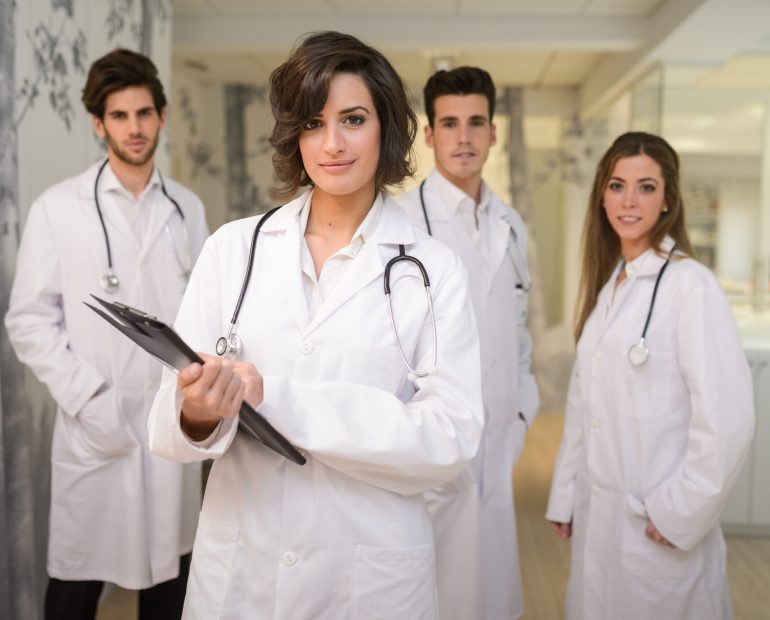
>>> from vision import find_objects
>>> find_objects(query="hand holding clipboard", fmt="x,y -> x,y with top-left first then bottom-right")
85,295 -> 306,465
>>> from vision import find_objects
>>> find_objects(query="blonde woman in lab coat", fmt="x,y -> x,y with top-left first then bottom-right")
546,132 -> 754,620
148,31 -> 483,620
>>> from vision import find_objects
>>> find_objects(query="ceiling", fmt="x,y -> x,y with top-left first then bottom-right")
172,0 -> 662,88
171,0 -> 770,155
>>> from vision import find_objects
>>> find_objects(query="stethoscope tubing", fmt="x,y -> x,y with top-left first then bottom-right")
218,206 -> 437,377
94,158 -> 186,272
419,178 -> 529,292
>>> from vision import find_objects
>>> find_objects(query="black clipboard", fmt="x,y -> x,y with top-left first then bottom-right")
85,295 -> 306,465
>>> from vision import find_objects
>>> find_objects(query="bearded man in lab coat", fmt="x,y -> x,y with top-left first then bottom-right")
5,49 -> 209,620
398,66 -> 539,619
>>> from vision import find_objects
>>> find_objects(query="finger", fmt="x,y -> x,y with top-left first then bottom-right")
222,373 -> 245,417
178,363 -> 203,389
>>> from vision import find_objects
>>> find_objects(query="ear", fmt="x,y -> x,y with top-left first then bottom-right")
92,115 -> 106,139
159,107 -> 167,131
490,122 -> 497,147
424,123 -> 435,148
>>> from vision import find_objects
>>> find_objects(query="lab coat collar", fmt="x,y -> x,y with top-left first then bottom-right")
260,189 -> 417,246
627,236 -> 678,279
269,189 -> 417,336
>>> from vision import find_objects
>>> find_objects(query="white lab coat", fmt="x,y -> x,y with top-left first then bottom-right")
399,170 -> 539,620
546,238 -> 755,620
148,191 -> 484,620
5,161 -> 209,589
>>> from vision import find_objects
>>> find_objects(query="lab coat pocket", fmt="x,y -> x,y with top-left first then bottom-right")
622,500 -> 703,578
185,513 -> 240,620
621,351 -> 677,418
335,343 -> 409,395
72,388 -> 136,460
351,541 -> 437,620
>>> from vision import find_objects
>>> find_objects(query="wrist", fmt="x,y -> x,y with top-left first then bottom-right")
180,408 -> 221,442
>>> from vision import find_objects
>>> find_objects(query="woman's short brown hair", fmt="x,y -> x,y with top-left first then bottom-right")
269,31 -> 417,199
82,48 -> 166,120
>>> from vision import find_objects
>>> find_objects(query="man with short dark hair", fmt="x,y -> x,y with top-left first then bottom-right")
5,48 -> 209,620
399,66 -> 540,620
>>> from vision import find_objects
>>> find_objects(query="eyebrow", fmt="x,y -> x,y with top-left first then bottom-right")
107,106 -> 155,116
609,176 -> 659,183
338,105 -> 370,115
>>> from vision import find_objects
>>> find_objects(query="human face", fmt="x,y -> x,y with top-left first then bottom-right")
92,86 -> 165,168
298,72 -> 381,203
603,154 -> 667,262
425,94 -> 496,197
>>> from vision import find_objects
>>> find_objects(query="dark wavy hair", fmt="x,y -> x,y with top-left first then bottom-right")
82,48 -> 166,119
423,66 -> 496,127
575,131 -> 694,340
269,31 -> 417,199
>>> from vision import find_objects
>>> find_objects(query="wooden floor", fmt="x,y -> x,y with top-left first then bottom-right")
98,411 -> 770,619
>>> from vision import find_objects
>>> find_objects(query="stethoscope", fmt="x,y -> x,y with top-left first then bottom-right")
627,245 -> 676,367
94,158 -> 191,294
215,204 -> 438,378
419,179 -> 531,325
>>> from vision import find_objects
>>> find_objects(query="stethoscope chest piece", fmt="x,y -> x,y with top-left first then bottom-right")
216,330 -> 242,360
628,338 -> 649,367
100,273 -> 120,294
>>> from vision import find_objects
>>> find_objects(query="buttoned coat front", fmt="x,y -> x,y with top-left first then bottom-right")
546,241 -> 755,620
399,170 -> 539,620
148,192 -> 484,620
5,161 -> 209,588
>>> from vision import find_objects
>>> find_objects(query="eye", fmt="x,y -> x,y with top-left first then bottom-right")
440,119 -> 456,129
470,118 -> 487,127
303,118 -> 322,131
607,181 -> 623,192
343,115 -> 365,127
640,183 -> 658,193
138,109 -> 154,118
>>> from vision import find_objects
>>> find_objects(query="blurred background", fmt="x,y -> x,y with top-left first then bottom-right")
1,0 -> 769,618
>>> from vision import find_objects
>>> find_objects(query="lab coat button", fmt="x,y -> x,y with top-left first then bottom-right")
300,341 -> 314,355
591,485 -> 600,495
593,351 -> 603,361
281,551 -> 298,566
591,418 -> 600,429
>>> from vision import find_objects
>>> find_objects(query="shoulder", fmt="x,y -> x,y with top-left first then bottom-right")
489,188 -> 526,231
668,256 -> 723,296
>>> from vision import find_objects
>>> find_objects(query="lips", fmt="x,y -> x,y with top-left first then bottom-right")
618,216 -> 641,224
318,160 -> 355,173
452,151 -> 477,159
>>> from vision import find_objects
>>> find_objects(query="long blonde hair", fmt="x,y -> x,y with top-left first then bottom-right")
574,132 -> 694,341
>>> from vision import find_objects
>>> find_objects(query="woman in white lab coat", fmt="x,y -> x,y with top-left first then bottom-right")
148,31 -> 483,620
546,132 -> 754,620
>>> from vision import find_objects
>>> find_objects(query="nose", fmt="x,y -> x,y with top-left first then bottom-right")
622,187 -> 637,207
322,124 -> 344,153
458,122 -> 471,145
127,113 -> 141,136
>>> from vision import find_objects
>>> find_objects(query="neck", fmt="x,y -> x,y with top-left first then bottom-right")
620,238 -> 651,264
437,168 -> 483,204
108,154 -> 154,198
306,185 -> 376,242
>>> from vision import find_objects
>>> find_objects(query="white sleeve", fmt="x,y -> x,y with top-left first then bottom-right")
645,284 -> 755,551
545,361 -> 583,523
4,199 -> 105,416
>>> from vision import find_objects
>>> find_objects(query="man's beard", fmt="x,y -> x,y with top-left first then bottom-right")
104,128 -> 160,167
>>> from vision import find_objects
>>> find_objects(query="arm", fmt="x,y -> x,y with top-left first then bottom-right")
517,305 -> 540,427
644,283 -> 755,551
4,200 -> 105,415
545,361 -> 583,527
